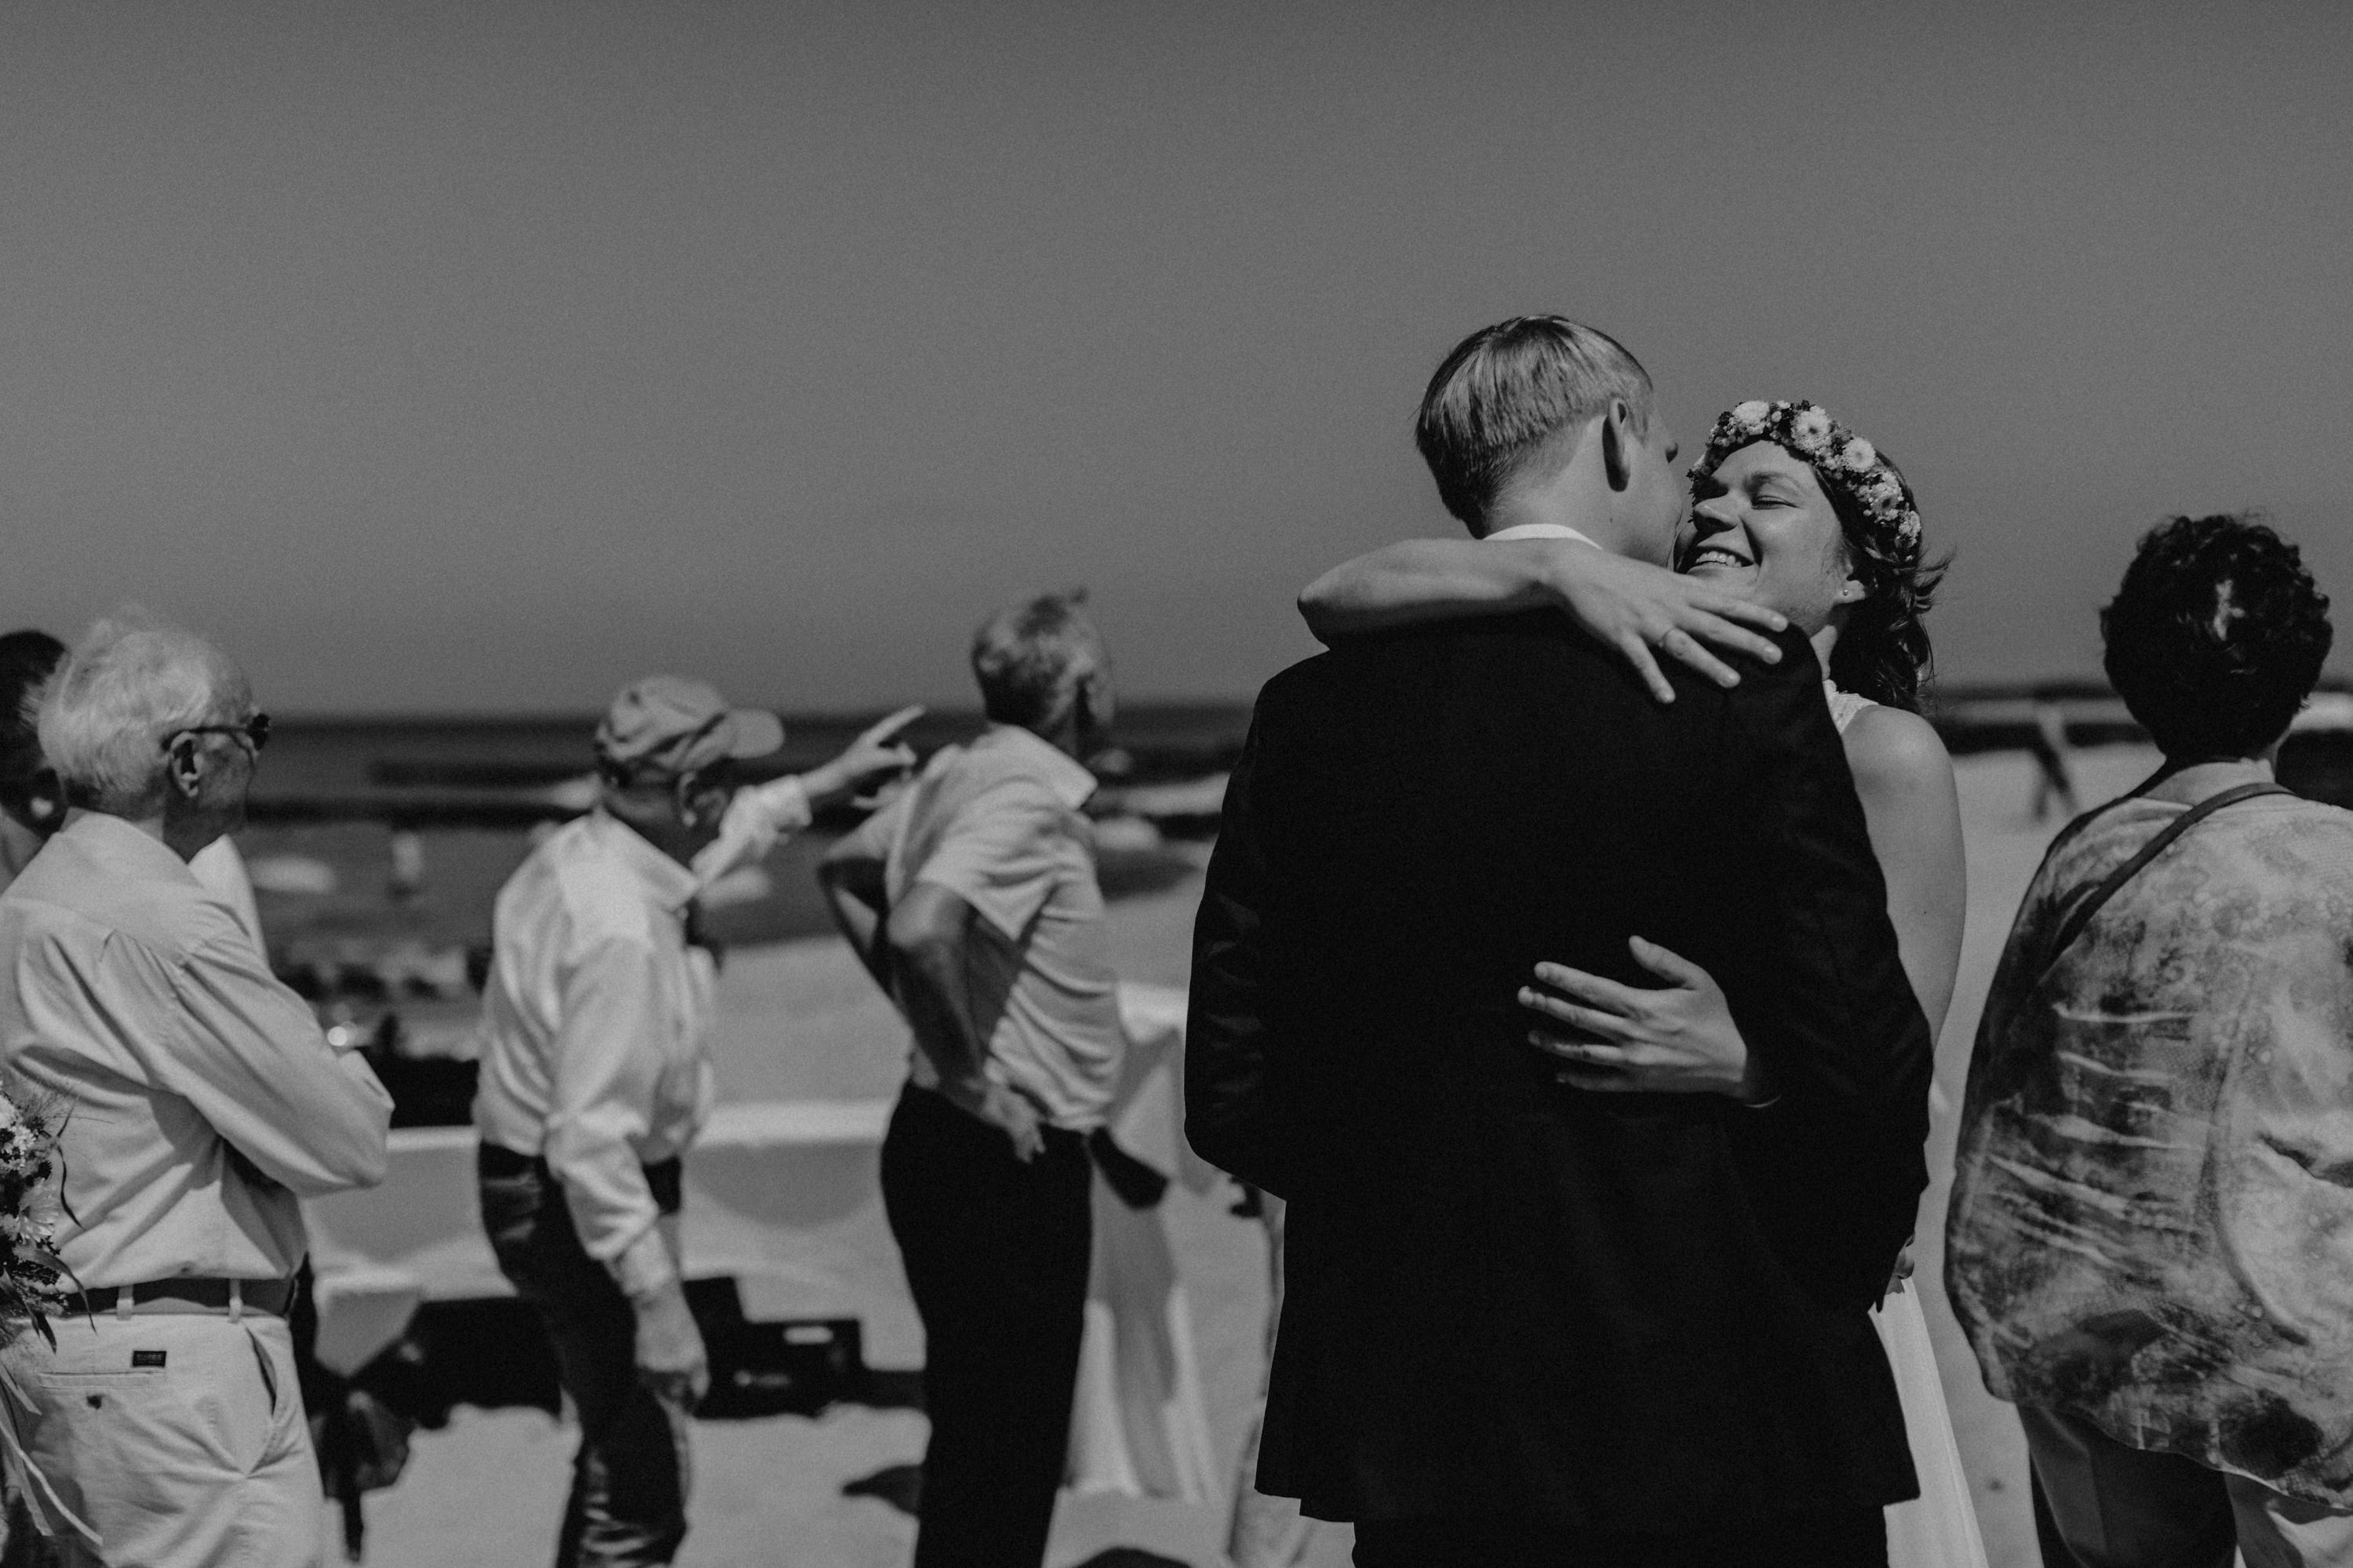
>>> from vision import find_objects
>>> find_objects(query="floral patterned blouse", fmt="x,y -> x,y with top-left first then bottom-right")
1946,788 -> 2353,1503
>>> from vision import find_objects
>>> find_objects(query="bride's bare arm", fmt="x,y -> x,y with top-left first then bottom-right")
1300,539 -> 1555,635
1519,937 -> 1770,1101
1842,708 -> 1966,1038
1300,538 -> 1787,703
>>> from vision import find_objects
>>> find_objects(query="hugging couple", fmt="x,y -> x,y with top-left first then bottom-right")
1186,315 -> 1976,1568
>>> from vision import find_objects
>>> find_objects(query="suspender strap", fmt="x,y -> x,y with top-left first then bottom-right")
2034,780 -> 2290,985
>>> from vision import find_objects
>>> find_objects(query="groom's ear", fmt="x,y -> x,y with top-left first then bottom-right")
1599,401 -> 1635,493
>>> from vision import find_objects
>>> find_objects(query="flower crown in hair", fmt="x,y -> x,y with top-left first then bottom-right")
1692,400 -> 1922,559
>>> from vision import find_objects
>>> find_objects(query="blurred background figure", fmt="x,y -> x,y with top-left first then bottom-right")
821,589 -> 1126,1568
0,631 -> 67,890
387,828 -> 428,904
0,637 -> 65,1568
2024,689 -> 2081,822
0,613 -> 392,1568
473,675 -> 775,1568
472,675 -> 915,1568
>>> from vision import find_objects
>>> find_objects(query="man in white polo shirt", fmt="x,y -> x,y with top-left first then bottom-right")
474,677 -> 913,1568
821,589 -> 1125,1568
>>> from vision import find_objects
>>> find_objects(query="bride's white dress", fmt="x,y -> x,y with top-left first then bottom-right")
1827,683 -> 1989,1568
1877,1277 -> 1990,1567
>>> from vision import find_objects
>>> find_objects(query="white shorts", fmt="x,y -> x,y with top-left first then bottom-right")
1,1309 -> 321,1567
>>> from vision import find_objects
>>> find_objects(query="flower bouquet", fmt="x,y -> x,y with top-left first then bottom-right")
0,1086 -> 67,1352
0,1082 -> 100,1555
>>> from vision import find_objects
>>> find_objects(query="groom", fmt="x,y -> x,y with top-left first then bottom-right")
1186,316 -> 1935,1566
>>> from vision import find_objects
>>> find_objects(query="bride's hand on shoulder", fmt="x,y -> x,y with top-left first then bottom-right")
1518,936 -> 1774,1102
1535,548 -> 1787,704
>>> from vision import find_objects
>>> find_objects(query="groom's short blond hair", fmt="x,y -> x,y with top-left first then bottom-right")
1415,315 -> 1655,533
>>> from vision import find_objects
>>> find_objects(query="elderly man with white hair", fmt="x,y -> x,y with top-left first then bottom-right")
0,614 -> 392,1568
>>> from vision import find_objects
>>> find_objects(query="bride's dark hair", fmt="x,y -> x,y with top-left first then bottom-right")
1817,453 -> 1948,713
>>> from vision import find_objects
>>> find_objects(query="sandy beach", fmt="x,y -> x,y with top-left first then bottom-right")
347,743 -> 2164,1568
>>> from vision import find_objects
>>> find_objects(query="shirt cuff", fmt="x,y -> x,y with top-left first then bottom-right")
609,1224 -> 679,1300
694,776 -> 815,886
759,775 -> 815,835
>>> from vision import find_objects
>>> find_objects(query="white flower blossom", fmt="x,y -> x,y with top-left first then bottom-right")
1788,407 -> 1833,453
1840,438 -> 1877,471
1729,400 -> 1771,426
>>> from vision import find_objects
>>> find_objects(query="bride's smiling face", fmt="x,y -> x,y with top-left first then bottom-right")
1679,442 -> 1860,633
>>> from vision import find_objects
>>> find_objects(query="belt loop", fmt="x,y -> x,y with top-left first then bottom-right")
228,1279 -> 243,1323
115,1282 -> 133,1322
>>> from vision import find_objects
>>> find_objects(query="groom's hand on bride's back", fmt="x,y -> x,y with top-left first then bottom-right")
1518,937 -> 1776,1104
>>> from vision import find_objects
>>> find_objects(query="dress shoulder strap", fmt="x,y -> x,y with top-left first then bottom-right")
1823,683 -> 1878,736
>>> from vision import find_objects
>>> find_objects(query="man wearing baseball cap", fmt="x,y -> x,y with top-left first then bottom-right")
472,676 -> 915,1568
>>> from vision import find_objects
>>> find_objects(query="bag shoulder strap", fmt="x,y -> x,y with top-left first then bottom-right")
2034,780 -> 2291,985
2042,789 -> 2142,863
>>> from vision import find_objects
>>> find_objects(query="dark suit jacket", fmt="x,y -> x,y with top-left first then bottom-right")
1185,615 -> 1934,1528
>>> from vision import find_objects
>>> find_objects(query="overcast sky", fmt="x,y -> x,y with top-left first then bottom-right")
4,0 -> 2347,714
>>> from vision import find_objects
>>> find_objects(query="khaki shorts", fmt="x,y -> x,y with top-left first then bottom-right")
1,1310 -> 321,1567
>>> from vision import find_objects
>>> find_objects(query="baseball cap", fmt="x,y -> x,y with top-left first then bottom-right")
595,676 -> 785,782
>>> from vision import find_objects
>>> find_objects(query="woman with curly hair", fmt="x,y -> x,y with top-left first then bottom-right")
1947,515 -> 2353,1568
1296,398 -> 1980,1566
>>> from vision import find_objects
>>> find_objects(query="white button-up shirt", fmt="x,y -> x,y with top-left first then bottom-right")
473,809 -> 716,1295
0,813 -> 392,1286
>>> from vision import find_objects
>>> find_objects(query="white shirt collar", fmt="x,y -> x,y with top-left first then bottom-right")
973,724 -> 1098,810
585,807 -> 703,912
56,811 -> 201,885
1484,522 -> 1604,548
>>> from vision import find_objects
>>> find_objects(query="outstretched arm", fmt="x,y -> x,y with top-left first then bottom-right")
701,707 -> 923,886
1299,537 -> 1787,702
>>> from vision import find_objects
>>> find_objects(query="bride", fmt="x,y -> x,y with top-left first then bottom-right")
1298,398 -> 1982,1568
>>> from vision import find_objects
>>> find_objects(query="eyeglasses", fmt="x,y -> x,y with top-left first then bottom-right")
164,713 -> 271,755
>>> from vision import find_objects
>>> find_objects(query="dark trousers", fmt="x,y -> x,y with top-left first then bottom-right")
479,1148 -> 691,1568
1352,1509 -> 1888,1568
2022,1405 -> 2353,1568
881,1083 -> 1093,1568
